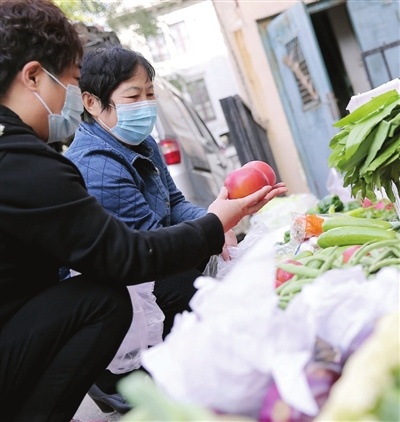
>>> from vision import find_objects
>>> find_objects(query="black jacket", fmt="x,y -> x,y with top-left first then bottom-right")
0,106 -> 224,327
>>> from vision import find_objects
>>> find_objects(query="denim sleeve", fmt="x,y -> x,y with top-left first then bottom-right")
161,157 -> 207,225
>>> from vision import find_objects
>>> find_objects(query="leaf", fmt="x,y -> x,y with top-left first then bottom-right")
366,136 -> 400,172
334,89 -> 399,128
329,128 -> 350,149
338,127 -> 376,172
344,99 -> 400,160
387,107 -> 400,137
359,120 -> 390,174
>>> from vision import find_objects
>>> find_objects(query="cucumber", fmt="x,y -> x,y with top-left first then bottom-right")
317,226 -> 397,248
322,216 -> 393,232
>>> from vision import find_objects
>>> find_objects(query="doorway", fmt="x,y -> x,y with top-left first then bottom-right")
309,3 -> 356,117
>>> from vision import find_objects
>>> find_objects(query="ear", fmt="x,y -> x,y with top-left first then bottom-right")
82,92 -> 102,117
21,61 -> 43,90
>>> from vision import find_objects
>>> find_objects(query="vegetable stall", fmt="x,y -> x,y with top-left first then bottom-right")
117,83 -> 400,420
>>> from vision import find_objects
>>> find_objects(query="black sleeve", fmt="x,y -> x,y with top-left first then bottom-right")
0,149 -> 224,285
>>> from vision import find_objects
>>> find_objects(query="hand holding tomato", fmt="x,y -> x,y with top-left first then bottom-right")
224,167 -> 270,199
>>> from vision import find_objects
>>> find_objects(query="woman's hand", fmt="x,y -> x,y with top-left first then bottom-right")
207,182 -> 288,234
221,229 -> 238,261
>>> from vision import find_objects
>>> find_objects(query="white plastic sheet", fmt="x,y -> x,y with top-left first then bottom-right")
107,282 -> 165,374
141,234 -> 399,418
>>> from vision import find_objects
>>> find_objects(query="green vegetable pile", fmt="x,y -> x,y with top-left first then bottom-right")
328,89 -> 400,202
275,236 -> 400,309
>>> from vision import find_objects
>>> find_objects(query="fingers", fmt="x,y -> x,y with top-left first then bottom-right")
240,185 -> 272,204
245,200 -> 270,215
218,186 -> 229,200
266,186 -> 288,199
221,245 -> 231,261
224,229 -> 238,247
243,184 -> 288,215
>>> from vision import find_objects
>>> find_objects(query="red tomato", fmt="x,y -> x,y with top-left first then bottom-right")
224,167 -> 269,199
275,259 -> 302,288
242,160 -> 277,186
342,245 -> 362,264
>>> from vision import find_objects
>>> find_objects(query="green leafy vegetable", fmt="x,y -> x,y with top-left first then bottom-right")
306,194 -> 344,214
328,89 -> 400,202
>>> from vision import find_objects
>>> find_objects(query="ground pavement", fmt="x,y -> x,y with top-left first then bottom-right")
74,394 -> 122,422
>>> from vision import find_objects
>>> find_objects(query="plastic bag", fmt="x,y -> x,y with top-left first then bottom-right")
326,169 -> 353,203
202,255 -> 219,278
107,282 -> 165,374
216,223 -> 271,280
290,213 -> 325,244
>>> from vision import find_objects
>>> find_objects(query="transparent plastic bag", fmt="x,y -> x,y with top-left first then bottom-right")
290,213 -> 325,244
216,224 -> 271,280
326,169 -> 353,203
107,282 -> 165,374
202,255 -> 219,278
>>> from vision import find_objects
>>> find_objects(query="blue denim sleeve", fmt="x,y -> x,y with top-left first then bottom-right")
160,155 -> 207,225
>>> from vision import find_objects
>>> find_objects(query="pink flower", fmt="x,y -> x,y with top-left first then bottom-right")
361,198 -> 373,208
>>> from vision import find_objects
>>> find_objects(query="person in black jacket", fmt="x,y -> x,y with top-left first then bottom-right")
0,1 -> 287,421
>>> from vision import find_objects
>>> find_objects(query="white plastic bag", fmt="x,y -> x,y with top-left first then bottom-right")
107,282 -> 165,374
326,168 -> 353,203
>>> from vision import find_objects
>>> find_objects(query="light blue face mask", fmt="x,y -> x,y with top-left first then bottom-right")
108,100 -> 158,146
34,68 -> 83,144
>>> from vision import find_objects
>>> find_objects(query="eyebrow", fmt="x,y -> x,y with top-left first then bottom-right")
120,83 -> 154,94
121,86 -> 141,93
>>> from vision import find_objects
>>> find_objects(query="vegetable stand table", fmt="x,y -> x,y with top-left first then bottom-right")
115,192 -> 399,422
115,79 -> 400,422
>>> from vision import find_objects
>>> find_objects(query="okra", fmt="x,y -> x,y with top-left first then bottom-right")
322,216 -> 393,232
317,226 -> 397,248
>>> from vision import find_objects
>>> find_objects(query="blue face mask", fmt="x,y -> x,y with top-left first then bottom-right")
107,100 -> 158,146
34,68 -> 83,144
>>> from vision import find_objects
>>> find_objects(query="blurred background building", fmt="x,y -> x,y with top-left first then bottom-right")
73,0 -> 400,199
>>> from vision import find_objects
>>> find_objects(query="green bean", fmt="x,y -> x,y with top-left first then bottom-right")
391,248 -> 400,258
278,277 -> 315,296
349,239 -> 400,265
276,263 -> 320,279
368,258 -> 400,273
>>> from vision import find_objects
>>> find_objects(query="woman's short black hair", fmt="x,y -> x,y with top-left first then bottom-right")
79,45 -> 156,123
0,0 -> 83,97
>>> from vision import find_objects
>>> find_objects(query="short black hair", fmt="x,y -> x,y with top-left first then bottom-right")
79,45 -> 156,123
0,0 -> 83,97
